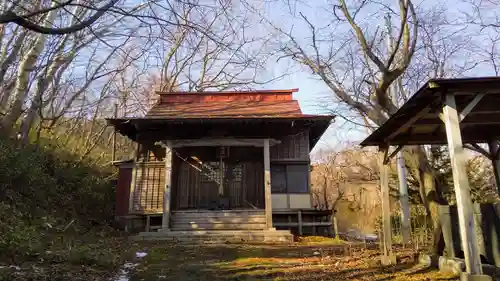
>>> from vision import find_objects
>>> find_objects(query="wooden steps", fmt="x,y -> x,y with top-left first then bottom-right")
170,210 -> 267,231
132,230 -> 293,243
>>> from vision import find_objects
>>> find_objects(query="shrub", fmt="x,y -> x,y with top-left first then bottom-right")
0,138 -> 117,262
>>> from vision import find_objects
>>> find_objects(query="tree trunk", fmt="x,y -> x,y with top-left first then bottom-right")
0,7 -> 57,134
406,146 -> 447,255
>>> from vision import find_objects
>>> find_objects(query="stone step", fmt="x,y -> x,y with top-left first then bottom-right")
171,211 -> 265,218
171,222 -> 267,230
132,230 -> 293,243
172,217 -> 266,223
171,211 -> 266,229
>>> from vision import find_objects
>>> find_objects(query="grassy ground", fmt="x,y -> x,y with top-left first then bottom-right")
127,241 -> 460,281
0,233 -> 138,281
0,236 -> 471,281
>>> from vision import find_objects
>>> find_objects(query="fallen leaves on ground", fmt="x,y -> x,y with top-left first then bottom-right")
130,243 -> 460,281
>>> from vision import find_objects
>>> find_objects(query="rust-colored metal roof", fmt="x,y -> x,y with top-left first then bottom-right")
157,88 -> 299,95
146,89 -> 308,119
146,100 -> 303,118
107,89 -> 335,149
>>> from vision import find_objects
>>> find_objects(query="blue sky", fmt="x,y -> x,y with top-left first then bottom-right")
86,0 -> 498,155
252,0 -> 500,155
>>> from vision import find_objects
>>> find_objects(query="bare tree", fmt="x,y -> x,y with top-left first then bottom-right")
0,0 -> 119,34
256,0 -> 464,253
462,0 -> 500,75
312,147 -> 381,235
150,0 -> 282,92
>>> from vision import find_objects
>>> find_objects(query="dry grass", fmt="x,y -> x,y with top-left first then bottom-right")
130,243 -> 460,281
296,235 -> 348,245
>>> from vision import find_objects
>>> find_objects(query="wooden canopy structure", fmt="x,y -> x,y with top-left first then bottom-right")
360,77 -> 500,279
362,77 -> 500,146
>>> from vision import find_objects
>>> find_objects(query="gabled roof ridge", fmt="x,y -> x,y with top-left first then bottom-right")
156,88 -> 299,95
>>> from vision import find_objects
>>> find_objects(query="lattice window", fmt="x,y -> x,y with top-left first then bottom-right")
201,161 -> 222,184
226,164 -> 242,182
132,163 -> 165,213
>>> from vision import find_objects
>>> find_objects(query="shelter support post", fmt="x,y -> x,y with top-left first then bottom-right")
264,139 -> 274,230
378,145 -> 396,265
488,141 -> 500,196
161,141 -> 173,231
442,94 -> 483,276
396,152 -> 411,246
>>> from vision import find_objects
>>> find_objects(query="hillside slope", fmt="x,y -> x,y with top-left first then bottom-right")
0,139 -> 132,280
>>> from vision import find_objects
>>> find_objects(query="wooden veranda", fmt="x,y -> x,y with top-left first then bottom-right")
360,77 -> 500,280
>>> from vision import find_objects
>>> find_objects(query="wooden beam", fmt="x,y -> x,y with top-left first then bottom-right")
459,94 -> 485,121
378,146 -> 395,265
112,104 -> 118,162
442,94 -> 483,275
429,81 -> 440,88
170,138 -> 281,147
273,222 -> 332,227
219,148 -> 224,196
161,141 -> 173,231
128,165 -> 137,214
451,89 -> 500,95
423,110 -> 500,121
384,145 -> 403,164
488,141 -> 500,196
417,115 -> 500,126
390,125 -> 500,145
495,141 -> 500,160
384,105 -> 435,142
263,139 -> 274,230
463,143 -> 492,159
145,215 -> 151,232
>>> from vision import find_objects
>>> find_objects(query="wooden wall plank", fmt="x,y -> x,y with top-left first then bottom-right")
271,131 -> 309,161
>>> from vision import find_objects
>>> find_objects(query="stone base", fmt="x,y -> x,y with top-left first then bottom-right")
419,254 -> 497,280
130,230 -> 293,243
439,256 -> 465,275
419,253 -> 439,267
381,254 -> 397,266
460,272 -> 493,281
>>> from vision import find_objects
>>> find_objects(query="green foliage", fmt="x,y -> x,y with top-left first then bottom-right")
0,137 -> 125,275
0,138 -> 115,223
427,146 -> 498,204
0,203 -> 40,258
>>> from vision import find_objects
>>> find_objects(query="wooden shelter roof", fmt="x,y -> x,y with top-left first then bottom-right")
107,89 -> 334,149
360,77 -> 500,146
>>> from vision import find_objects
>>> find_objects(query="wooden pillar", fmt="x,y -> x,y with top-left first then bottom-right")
442,94 -> 483,275
219,148 -> 224,196
298,210 -> 303,235
162,141 -> 173,231
263,139 -> 273,230
396,153 -> 411,246
488,141 -> 500,196
379,145 -> 395,265
111,104 -> 118,162
333,214 -> 339,239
